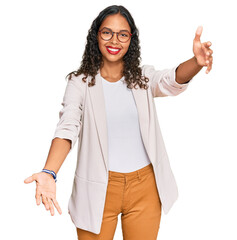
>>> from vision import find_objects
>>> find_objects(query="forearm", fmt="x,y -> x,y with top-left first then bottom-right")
43,138 -> 71,174
175,56 -> 203,84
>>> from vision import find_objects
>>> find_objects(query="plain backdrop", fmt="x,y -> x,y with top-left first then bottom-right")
1,0 -> 236,239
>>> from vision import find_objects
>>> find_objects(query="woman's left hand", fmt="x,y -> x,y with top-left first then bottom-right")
193,26 -> 213,74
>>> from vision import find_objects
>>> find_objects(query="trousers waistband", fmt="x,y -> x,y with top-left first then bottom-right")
108,163 -> 153,183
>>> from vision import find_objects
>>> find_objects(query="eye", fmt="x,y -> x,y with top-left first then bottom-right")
119,31 -> 129,37
102,31 -> 110,34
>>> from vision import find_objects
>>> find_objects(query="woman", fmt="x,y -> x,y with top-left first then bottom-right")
24,5 -> 213,240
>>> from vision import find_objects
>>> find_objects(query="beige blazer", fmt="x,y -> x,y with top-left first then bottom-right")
53,63 -> 193,234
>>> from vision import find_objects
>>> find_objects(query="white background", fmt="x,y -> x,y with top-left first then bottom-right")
1,0 -> 236,239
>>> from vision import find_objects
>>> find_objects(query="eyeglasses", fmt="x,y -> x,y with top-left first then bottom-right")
98,27 -> 132,43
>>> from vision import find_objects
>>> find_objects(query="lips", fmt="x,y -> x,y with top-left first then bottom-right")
106,46 -> 121,55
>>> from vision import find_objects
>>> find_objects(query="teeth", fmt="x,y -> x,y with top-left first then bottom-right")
108,48 -> 120,52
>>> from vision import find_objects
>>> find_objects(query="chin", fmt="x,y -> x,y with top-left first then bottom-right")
103,55 -> 124,63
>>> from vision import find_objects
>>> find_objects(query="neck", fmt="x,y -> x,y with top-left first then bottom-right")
100,59 -> 124,80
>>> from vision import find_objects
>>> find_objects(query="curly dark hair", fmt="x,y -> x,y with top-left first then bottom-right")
66,5 -> 149,90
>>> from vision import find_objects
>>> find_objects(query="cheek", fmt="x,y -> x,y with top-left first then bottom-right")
123,43 -> 130,54
98,42 -> 104,53
98,43 -> 102,52
98,41 -> 107,52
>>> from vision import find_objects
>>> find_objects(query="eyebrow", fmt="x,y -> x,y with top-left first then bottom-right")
102,27 -> 130,32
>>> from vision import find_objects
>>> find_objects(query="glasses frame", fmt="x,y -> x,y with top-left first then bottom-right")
98,27 -> 132,43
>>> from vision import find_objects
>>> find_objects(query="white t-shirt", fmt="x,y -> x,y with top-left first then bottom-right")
101,75 -> 151,173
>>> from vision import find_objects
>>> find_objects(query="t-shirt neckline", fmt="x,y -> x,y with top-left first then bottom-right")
99,69 -> 125,84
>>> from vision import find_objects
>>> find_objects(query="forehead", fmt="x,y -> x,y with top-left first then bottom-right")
99,14 -> 131,32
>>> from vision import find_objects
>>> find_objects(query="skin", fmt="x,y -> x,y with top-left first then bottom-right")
97,13 -> 131,82
24,138 -> 68,216
176,26 -> 213,84
24,15 -> 213,217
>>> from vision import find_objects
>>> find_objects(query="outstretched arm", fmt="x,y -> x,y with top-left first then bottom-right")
175,26 -> 213,84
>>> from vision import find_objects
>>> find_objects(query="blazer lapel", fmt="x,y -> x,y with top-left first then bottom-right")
131,86 -> 150,161
88,72 -> 150,172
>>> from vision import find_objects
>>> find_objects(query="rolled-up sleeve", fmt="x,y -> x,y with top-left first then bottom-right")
52,75 -> 85,153
141,64 -> 194,97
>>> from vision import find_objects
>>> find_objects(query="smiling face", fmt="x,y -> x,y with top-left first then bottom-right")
97,13 -> 131,65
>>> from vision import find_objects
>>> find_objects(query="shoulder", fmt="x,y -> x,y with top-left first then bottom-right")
66,73 -> 88,90
141,64 -> 156,76
63,73 -> 88,103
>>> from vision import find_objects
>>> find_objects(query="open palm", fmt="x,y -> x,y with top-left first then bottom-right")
24,172 -> 62,216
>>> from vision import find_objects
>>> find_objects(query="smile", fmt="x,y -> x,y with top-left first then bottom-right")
106,47 -> 121,55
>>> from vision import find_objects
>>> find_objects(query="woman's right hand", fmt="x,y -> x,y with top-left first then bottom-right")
24,172 -> 62,216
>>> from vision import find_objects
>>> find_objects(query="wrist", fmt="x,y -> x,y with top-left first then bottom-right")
193,55 -> 204,68
41,169 -> 57,182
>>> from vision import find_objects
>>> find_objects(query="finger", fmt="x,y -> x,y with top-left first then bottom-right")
207,41 -> 212,47
24,175 -> 35,184
47,198 -> 55,216
206,66 -> 212,74
42,195 -> 50,210
206,63 -> 212,73
206,49 -> 213,62
203,41 -> 212,48
208,49 -> 213,56
206,55 -> 213,65
209,55 -> 213,63
52,198 -> 62,215
201,44 -> 210,61
35,189 -> 41,205
194,25 -> 203,42
206,57 -> 213,73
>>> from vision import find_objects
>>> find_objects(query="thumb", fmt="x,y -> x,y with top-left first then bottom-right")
24,175 -> 35,184
194,25 -> 203,42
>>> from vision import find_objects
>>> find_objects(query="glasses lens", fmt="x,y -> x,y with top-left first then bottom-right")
100,28 -> 112,40
118,31 -> 130,42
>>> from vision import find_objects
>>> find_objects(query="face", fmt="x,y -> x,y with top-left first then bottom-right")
97,13 -> 131,65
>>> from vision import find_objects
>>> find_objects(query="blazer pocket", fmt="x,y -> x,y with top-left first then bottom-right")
68,172 -> 108,234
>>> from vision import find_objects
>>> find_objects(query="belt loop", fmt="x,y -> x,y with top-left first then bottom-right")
125,175 -> 127,184
109,171 -> 111,181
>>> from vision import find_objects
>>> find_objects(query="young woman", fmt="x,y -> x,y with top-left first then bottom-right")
24,5 -> 213,240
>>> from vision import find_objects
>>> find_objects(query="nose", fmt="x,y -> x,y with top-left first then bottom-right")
111,33 -> 119,44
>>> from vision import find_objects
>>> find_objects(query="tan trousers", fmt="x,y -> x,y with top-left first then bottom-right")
76,163 -> 162,240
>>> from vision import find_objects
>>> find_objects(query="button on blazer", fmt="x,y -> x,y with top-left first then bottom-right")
52,63 -> 193,234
